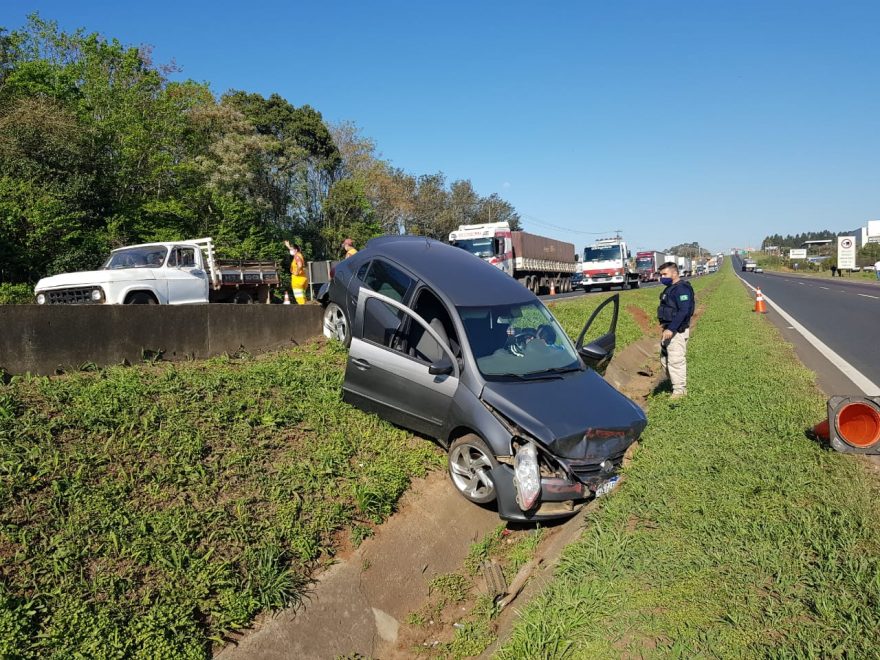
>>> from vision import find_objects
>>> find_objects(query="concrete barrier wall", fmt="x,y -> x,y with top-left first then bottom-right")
0,304 -> 324,375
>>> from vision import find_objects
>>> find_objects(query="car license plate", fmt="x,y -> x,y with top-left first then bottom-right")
595,476 -> 620,498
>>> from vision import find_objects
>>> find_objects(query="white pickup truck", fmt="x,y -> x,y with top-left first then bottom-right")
34,238 -> 280,305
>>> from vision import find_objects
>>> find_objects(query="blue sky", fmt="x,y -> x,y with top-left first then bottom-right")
5,1 -> 879,253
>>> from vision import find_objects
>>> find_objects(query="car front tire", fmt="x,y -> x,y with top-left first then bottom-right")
448,434 -> 498,505
322,302 -> 351,347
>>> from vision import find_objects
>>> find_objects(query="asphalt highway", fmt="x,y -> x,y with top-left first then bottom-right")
734,256 -> 880,391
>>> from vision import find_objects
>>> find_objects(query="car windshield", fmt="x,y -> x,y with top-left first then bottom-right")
458,301 -> 581,379
584,246 -> 620,262
452,238 -> 496,259
103,246 -> 168,269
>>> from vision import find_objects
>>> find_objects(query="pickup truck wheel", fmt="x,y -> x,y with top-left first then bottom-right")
126,292 -> 157,305
233,291 -> 254,304
448,435 -> 498,505
322,302 -> 351,347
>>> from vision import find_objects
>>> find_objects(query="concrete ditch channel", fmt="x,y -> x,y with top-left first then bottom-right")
217,337 -> 664,659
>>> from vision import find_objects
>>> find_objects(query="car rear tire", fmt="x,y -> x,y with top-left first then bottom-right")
234,290 -> 254,304
448,434 -> 498,505
126,292 -> 157,304
322,302 -> 351,347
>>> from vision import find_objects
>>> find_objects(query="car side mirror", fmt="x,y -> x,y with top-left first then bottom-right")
428,356 -> 454,376
578,343 -> 608,362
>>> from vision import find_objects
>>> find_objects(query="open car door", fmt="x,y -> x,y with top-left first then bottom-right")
574,294 -> 619,375
343,288 -> 459,439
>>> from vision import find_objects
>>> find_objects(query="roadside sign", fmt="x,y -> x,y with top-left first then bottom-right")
789,248 -> 807,259
837,236 -> 856,270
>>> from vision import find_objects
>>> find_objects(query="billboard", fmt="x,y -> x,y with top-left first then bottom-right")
837,236 -> 856,270
789,249 -> 807,259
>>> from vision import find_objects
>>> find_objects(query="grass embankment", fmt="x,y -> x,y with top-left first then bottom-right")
0,272 -> 722,657
499,265 -> 880,657
0,343 -> 442,657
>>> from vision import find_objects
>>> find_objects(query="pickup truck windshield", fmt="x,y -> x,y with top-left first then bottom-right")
584,246 -> 620,262
458,301 -> 580,379
103,246 -> 169,269
452,238 -> 497,258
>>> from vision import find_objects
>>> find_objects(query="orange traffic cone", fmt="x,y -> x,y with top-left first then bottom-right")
754,288 -> 767,313
813,418 -> 830,440
550,280 -> 556,296
283,291 -> 291,305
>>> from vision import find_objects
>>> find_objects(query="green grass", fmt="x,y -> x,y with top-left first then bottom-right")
497,263 -> 880,657
0,341 -> 442,657
548,274 -> 720,354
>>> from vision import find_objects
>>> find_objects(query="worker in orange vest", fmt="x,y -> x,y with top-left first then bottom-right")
284,240 -> 308,304
342,238 -> 358,259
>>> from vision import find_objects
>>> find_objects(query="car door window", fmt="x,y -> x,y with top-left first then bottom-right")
363,297 -> 406,348
363,259 -> 412,302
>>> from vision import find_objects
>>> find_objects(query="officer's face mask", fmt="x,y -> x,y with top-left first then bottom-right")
660,276 -> 673,286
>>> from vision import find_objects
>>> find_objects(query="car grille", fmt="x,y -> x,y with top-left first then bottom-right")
43,287 -> 102,304
566,451 -> 626,485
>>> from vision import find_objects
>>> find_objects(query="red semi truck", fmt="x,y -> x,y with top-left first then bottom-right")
449,222 -> 577,294
635,250 -> 665,282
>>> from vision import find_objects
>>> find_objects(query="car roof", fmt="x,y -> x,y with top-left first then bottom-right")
364,235 -> 534,307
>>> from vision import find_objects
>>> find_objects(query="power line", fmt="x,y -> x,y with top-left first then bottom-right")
520,213 -> 618,236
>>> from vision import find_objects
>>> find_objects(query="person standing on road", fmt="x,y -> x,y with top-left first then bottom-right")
657,262 -> 695,400
284,240 -> 308,304
831,264 -> 838,277
342,238 -> 358,259
875,259 -> 880,281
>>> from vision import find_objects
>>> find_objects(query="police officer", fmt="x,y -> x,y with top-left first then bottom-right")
657,262 -> 695,399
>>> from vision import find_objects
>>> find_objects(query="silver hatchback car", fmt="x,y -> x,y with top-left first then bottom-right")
317,236 -> 647,521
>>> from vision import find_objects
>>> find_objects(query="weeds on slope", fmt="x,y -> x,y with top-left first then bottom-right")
498,266 -> 880,657
0,341 -> 442,657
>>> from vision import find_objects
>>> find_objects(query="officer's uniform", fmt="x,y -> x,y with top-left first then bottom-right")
657,279 -> 695,396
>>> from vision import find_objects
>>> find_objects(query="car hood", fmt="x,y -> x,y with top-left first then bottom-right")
480,369 -> 647,460
35,269 -> 158,290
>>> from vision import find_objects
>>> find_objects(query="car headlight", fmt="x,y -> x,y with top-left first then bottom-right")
36,293 -> 46,305
513,442 -> 541,511
91,288 -> 103,302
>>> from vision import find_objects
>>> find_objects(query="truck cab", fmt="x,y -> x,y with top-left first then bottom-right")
581,238 -> 640,291
35,241 -> 211,305
448,222 -> 514,276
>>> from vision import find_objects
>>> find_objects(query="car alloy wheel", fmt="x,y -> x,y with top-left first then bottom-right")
322,302 -> 350,347
448,435 -> 498,504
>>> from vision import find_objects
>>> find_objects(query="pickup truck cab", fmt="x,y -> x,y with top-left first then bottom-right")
34,238 -> 279,305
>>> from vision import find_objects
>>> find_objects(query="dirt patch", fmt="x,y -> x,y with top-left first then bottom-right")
626,304 -> 654,334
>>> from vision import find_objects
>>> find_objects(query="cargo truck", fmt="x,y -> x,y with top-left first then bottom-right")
635,251 -> 665,282
449,222 -> 577,294
580,237 -> 640,291
675,256 -> 692,277
34,238 -> 281,305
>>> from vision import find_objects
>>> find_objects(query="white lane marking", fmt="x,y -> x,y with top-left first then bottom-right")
858,293 -> 879,299
820,286 -> 829,290
736,273 -> 880,396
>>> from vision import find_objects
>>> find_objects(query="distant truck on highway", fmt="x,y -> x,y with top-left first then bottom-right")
34,238 -> 281,305
742,258 -> 757,272
676,256 -> 693,277
449,222 -> 577,294
580,237 -> 640,291
635,250 -> 665,282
